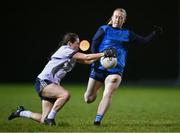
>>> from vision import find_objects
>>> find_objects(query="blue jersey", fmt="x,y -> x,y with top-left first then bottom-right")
91,25 -> 156,74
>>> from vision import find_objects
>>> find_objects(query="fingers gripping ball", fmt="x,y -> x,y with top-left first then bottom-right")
100,57 -> 117,69
103,48 -> 117,57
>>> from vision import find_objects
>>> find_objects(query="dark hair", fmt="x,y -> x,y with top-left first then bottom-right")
48,32 -> 79,60
59,32 -> 79,46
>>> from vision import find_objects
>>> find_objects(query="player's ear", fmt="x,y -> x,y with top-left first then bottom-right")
67,41 -> 72,46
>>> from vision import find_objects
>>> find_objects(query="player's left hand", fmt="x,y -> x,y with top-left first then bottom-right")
103,48 -> 117,57
153,25 -> 163,35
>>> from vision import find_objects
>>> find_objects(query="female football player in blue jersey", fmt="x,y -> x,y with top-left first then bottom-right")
84,8 -> 162,125
8,32 -> 114,126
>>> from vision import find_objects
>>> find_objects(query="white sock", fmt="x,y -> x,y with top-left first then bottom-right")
47,109 -> 57,119
19,111 -> 32,118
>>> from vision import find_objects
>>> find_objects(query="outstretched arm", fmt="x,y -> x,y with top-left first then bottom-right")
129,26 -> 162,44
129,31 -> 156,44
73,52 -> 104,64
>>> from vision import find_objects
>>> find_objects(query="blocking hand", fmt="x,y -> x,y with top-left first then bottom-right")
103,48 -> 117,57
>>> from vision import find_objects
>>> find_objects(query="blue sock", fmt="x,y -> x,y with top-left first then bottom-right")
95,114 -> 103,122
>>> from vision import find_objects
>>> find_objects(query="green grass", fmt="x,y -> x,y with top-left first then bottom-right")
0,83 -> 180,132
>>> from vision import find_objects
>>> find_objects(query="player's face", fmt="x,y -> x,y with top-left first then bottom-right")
111,10 -> 126,28
71,38 -> 80,51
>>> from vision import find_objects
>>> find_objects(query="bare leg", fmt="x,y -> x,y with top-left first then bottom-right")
42,84 -> 70,112
17,100 -> 53,123
95,74 -> 121,124
40,83 -> 70,125
84,78 -> 103,103
30,112 -> 42,122
8,105 -> 42,123
8,84 -> 69,125
40,100 -> 53,123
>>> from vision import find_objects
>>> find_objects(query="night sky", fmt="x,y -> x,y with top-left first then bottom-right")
4,0 -> 179,83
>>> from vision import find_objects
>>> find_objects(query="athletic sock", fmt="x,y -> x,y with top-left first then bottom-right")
47,109 -> 57,119
19,111 -> 32,118
95,114 -> 103,122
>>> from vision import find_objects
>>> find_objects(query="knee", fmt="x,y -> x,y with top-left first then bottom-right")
85,98 -> 92,104
85,98 -> 94,104
109,77 -> 119,83
40,117 -> 45,123
84,93 -> 96,104
106,75 -> 121,83
63,91 -> 71,101
57,91 -> 71,101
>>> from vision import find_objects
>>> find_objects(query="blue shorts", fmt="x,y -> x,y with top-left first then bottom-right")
35,78 -> 56,103
89,68 -> 122,82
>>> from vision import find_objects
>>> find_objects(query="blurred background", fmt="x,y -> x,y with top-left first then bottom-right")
4,0 -> 179,85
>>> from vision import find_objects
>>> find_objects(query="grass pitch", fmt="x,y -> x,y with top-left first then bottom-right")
0,83 -> 180,132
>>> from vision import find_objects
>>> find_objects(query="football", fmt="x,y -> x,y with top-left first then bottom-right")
100,57 -> 117,69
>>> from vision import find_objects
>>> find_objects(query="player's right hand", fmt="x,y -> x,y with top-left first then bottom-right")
103,48 -> 117,57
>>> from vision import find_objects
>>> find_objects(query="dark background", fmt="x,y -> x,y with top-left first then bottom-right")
4,0 -> 179,84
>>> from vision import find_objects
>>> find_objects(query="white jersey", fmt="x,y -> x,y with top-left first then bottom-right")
38,45 -> 77,84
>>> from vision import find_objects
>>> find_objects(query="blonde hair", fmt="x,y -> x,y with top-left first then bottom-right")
107,8 -> 127,25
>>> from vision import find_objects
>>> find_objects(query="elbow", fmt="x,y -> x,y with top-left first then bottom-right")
84,60 -> 94,64
142,40 -> 148,44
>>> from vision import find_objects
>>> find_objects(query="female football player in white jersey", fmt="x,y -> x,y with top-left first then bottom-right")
8,32 -> 115,125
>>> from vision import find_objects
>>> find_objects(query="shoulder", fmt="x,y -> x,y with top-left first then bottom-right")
121,28 -> 130,34
53,45 -> 77,58
98,25 -> 111,31
124,28 -> 135,34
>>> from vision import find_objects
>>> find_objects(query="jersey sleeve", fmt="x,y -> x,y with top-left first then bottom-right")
91,27 -> 105,53
62,48 -> 77,59
51,46 -> 77,59
129,30 -> 156,44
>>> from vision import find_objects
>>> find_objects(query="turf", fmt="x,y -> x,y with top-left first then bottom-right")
0,83 -> 180,132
